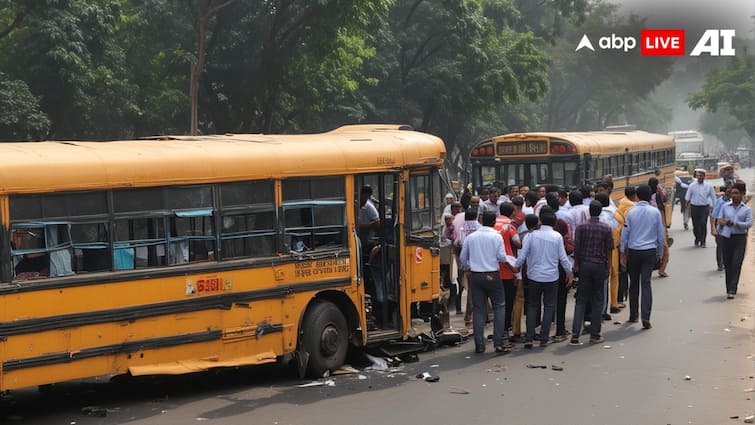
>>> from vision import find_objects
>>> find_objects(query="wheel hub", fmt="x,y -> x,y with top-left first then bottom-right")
320,325 -> 341,356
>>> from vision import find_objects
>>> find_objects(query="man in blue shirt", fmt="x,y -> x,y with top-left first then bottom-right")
460,211 -> 510,354
685,169 -> 716,247
620,184 -> 665,330
513,212 -> 574,348
715,182 -> 752,298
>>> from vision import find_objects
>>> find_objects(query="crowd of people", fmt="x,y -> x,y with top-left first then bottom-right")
440,172 -> 751,354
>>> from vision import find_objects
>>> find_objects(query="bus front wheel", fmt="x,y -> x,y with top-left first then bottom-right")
300,300 -> 348,378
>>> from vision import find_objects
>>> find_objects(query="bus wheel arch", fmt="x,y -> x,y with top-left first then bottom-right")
297,292 -> 359,378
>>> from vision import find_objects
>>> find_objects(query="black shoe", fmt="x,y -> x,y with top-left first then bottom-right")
475,347 -> 486,354
627,317 -> 638,323
700,242 -> 706,248
642,320 -> 652,329
717,266 -> 724,271
602,313 -> 612,321
494,346 -> 509,354
524,341 -> 533,349
684,223 -> 688,230
610,307 -> 621,314
509,335 -> 525,343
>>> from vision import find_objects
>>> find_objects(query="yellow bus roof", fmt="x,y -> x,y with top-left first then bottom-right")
488,131 -> 674,155
0,125 -> 446,195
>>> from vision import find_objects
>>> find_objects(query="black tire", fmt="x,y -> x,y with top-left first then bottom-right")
300,300 -> 348,378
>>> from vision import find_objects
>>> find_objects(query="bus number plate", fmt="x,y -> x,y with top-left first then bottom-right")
496,141 -> 547,155
186,275 -> 231,295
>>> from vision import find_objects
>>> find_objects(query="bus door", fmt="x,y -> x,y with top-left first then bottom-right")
356,174 -> 401,332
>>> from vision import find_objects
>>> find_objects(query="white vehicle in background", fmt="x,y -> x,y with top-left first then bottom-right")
669,130 -> 705,158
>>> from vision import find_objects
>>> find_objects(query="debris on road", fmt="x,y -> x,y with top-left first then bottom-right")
603,345 -> 612,349
684,375 -> 692,381
526,364 -> 547,369
551,365 -> 564,371
332,365 -> 360,375
364,353 -> 389,371
416,372 -> 439,382
448,387 -> 469,394
744,415 -> 754,423
297,379 -> 335,388
81,406 -> 107,417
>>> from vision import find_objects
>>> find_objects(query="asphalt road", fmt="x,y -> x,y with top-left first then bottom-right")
2,171 -> 754,425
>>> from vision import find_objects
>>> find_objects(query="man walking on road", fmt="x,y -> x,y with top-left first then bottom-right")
685,169 -> 716,248
620,184 -> 665,330
571,201 -> 613,345
715,182 -> 752,299
459,211 -> 510,354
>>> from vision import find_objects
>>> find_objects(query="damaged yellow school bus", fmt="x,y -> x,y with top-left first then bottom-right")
0,125 -> 446,392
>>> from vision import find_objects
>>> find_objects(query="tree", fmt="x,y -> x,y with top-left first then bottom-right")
188,0 -> 236,135
542,2 -> 674,131
0,74 -> 50,140
688,51 -> 755,143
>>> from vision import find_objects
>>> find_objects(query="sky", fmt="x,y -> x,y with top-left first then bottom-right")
614,0 -> 755,39
610,0 -> 754,137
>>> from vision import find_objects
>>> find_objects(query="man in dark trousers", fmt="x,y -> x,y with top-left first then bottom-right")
620,185 -> 665,330
570,201 -> 613,345
459,211 -> 510,354
685,169 -> 716,247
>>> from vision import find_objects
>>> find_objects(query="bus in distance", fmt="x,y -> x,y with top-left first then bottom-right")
0,124 -> 447,392
468,130 -> 676,212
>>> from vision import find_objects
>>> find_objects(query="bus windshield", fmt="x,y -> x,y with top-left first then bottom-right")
476,160 -> 579,190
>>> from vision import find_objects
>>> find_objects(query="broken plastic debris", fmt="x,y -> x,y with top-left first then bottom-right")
744,415 -> 754,424
416,372 -> 439,382
297,379 -> 335,388
429,364 -> 440,368
358,374 -> 367,380
526,364 -> 547,369
448,387 -> 469,394
603,345 -> 612,349
724,328 -> 731,332
730,416 -> 739,419
551,365 -> 564,371
364,353 -> 389,371
332,365 -> 359,375
684,376 -> 692,381
613,321 -> 622,325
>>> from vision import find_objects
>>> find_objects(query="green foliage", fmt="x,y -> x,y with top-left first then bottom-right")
688,51 -> 755,142
542,2 -> 673,131
0,74 -> 50,140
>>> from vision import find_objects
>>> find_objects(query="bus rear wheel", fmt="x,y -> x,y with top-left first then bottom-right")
300,300 -> 348,378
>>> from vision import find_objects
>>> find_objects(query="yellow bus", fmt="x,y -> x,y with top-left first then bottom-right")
0,124 -> 447,392
469,130 -> 676,203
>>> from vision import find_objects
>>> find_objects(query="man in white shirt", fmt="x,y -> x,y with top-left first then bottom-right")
358,186 -> 380,254
685,169 -> 716,247
460,211 -> 510,354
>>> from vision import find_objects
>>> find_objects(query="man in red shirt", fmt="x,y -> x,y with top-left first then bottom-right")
495,203 -> 521,344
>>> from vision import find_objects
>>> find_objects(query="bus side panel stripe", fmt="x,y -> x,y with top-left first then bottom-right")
0,278 -> 348,337
2,329 -> 223,371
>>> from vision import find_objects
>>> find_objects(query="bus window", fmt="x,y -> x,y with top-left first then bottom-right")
219,181 -> 276,259
113,217 -> 166,269
11,223 -> 74,279
71,222 -> 109,272
282,177 -> 346,252
480,165 -> 496,187
408,172 -> 440,236
169,210 -> 215,264
552,162 -> 564,185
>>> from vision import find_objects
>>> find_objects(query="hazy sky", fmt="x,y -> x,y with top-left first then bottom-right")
614,0 -> 755,38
